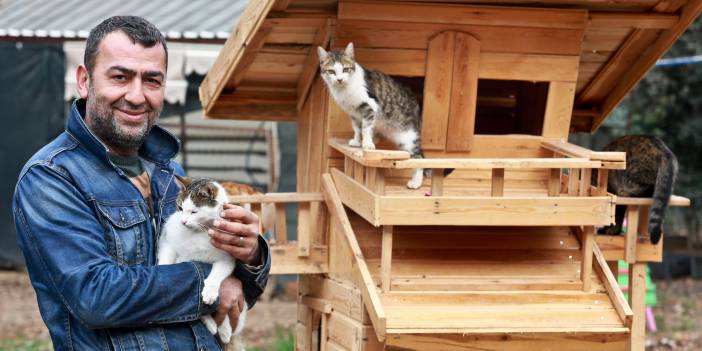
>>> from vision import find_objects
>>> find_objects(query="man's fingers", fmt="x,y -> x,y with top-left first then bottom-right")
222,204 -> 259,225
213,299 -> 230,325
228,303 -> 242,330
209,229 -> 256,246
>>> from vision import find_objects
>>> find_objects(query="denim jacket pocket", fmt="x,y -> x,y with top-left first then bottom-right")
95,201 -> 147,266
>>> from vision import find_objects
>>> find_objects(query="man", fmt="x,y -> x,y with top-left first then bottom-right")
12,16 -> 270,350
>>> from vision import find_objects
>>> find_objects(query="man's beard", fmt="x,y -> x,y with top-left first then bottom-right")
86,85 -> 160,151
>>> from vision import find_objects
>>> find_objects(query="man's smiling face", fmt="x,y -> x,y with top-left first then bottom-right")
82,30 -> 166,155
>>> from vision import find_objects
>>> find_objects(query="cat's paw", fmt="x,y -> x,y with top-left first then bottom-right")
406,178 -> 423,189
201,315 -> 218,335
201,283 -> 219,305
361,140 -> 376,150
218,321 -> 233,343
348,139 -> 361,147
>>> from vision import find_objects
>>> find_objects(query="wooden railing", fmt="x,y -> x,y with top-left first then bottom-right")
228,192 -> 327,275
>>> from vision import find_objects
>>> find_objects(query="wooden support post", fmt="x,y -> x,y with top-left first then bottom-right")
548,168 -> 561,196
353,161 -> 364,183
298,202 -> 311,257
491,168 -> 505,197
628,263 -> 647,351
579,168 -> 591,196
568,168 -> 580,196
596,169 -> 609,195
581,226 -> 594,292
365,167 -> 377,190
344,156 -> 353,177
625,206 -> 640,264
381,225 -> 393,292
446,33 -> 480,152
375,168 -> 386,196
320,313 -> 329,351
431,169 -> 444,196
275,203 -> 287,244
639,207 -> 650,239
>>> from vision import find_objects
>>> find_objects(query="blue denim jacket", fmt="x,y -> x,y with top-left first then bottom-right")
12,100 -> 271,351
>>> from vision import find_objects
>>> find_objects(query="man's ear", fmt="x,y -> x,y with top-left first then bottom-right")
76,64 -> 89,99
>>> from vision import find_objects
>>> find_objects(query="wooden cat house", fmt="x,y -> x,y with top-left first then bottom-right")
199,1 -> 698,350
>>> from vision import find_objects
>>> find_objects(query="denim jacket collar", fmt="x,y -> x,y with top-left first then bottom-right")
66,99 -> 180,167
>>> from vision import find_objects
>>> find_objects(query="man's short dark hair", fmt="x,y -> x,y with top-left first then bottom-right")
84,16 -> 168,75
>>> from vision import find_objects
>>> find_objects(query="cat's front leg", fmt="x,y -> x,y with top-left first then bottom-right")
361,110 -> 376,150
349,118 -> 362,147
202,260 -> 236,305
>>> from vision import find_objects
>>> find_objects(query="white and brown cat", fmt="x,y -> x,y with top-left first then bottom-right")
158,176 -> 247,350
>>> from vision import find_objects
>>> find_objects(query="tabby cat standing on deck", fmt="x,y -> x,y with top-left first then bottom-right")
600,135 -> 678,244
317,42 -> 428,189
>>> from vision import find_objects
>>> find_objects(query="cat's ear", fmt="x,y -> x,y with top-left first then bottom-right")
344,42 -> 354,59
175,175 -> 192,188
317,46 -> 329,63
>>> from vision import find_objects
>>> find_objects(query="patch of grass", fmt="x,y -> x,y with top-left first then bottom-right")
0,338 -> 52,351
249,326 -> 294,351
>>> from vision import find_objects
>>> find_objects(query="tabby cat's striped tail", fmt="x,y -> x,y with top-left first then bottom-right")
649,144 -> 678,244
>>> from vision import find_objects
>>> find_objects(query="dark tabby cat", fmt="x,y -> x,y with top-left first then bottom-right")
600,135 -> 678,244
317,42 -> 434,189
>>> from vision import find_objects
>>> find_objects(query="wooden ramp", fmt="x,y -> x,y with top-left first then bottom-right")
322,174 -> 632,350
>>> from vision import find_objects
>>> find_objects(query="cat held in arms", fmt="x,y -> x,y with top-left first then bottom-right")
318,42 -> 450,189
600,135 -> 678,244
158,176 -> 247,351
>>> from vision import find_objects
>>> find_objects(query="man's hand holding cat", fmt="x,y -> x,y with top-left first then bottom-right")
214,276 -> 246,331
208,203 -> 261,265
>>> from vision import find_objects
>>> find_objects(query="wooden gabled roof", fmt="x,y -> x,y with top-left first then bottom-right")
200,0 -> 702,133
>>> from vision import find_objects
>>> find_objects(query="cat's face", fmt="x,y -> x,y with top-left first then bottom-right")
175,177 -> 228,231
318,42 -> 356,86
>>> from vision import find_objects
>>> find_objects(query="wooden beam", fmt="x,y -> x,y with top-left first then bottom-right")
228,192 -> 324,204
200,0 -> 277,114
338,1 -> 588,29
301,295 -> 332,314
393,157 -> 600,170
588,12 -> 679,29
269,243 -> 328,274
593,244 -> 634,327
206,102 -> 297,121
322,174 -> 387,342
331,168 -> 379,226
446,33 -> 480,152
297,18 -> 333,111
617,195 -> 690,207
597,235 -> 663,263
542,81 -> 576,139
421,32 -> 455,150
381,225 -> 393,292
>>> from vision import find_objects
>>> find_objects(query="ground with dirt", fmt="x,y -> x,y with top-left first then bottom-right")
1,271 -> 701,350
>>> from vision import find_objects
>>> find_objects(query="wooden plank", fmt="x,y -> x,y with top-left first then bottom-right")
331,168 -> 379,226
617,195 -> 690,206
542,82 -> 576,139
431,171 -> 444,197
446,33 -> 480,152
298,18 -> 332,111
301,295 -> 332,314
322,174 -> 387,342
353,161 -> 364,183
200,0 -> 276,114
206,102 -> 297,121
625,206 -> 640,263
355,48 -> 427,77
327,312 -> 383,351
303,275 -> 371,324
629,263 -> 647,351
386,332 -> 629,351
228,192 -> 324,204
388,277 -> 586,292
337,20 -> 584,55
593,1 -> 702,131
580,226 -> 594,292
228,25 -> 273,88
479,53 -> 580,82
421,32 -> 454,150
597,235 -> 663,263
272,0 -> 291,11
275,203 -> 288,244
588,12 -> 679,29
378,196 -> 615,226
593,244 -> 634,327
269,244 -> 328,274
393,157 -> 600,170
298,202 -> 311,257
491,168 -> 505,197
338,1 -> 588,29
381,225 -> 393,292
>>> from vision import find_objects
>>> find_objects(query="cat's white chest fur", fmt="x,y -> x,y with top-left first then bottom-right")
326,64 -> 379,119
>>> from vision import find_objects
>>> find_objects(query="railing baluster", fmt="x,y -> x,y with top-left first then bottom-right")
353,161 -> 364,183
579,168 -> 591,196
581,226 -> 594,292
344,156 -> 353,177
625,206 -> 640,264
491,168 -> 505,197
431,169 -> 444,196
381,225 -> 394,292
298,202 -> 311,257
595,169 -> 609,196
568,168 -> 580,196
275,203 -> 287,244
548,168 -> 561,196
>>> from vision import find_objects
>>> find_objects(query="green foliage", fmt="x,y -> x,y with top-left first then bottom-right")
0,338 -> 51,351
571,17 -> 702,240
249,327 -> 295,351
